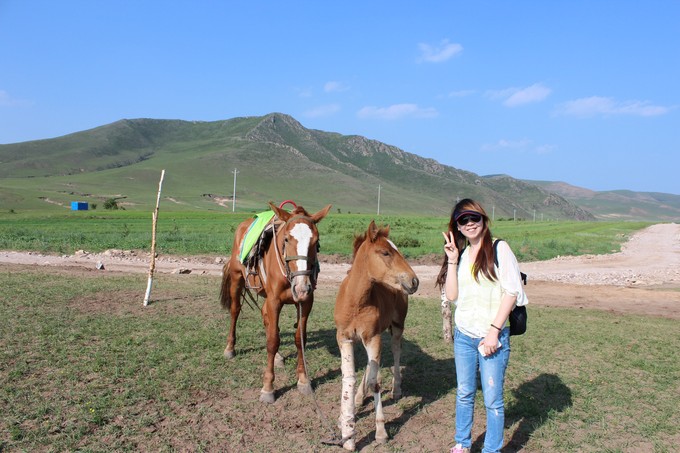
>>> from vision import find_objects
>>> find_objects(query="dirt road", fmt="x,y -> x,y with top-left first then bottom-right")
2,223 -> 679,318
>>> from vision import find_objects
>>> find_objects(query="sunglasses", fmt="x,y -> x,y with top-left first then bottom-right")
456,213 -> 483,226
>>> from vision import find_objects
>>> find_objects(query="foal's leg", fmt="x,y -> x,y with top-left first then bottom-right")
337,336 -> 356,452
364,335 -> 388,444
355,364 -> 369,407
390,324 -> 404,399
260,297 -> 282,404
294,298 -> 314,395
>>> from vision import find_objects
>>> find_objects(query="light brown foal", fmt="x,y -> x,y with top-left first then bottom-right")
334,220 -> 419,450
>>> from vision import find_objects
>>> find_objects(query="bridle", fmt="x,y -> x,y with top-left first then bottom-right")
271,214 -> 320,287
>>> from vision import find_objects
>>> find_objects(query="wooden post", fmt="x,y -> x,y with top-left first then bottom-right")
144,169 -> 165,306
441,296 -> 453,343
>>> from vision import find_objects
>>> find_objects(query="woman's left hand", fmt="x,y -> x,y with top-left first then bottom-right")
481,333 -> 501,356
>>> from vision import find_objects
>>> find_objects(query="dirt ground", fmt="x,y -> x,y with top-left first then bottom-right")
2,223 -> 679,319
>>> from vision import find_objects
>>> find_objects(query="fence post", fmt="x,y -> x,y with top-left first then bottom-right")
144,169 -> 165,306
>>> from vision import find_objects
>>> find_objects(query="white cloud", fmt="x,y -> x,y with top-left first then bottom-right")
535,144 -> 557,155
504,83 -> 551,107
485,88 -> 516,102
481,139 -> 532,152
486,83 -> 551,107
448,89 -> 476,98
556,96 -> 670,117
357,103 -> 438,120
0,90 -> 33,107
324,81 -> 349,93
481,139 -> 555,155
296,87 -> 313,98
303,104 -> 341,118
417,39 -> 463,63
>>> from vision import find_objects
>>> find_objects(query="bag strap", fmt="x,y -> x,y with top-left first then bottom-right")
492,238 -> 502,267
493,238 -> 527,285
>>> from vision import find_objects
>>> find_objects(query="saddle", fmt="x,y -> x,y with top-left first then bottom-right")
239,211 -> 278,292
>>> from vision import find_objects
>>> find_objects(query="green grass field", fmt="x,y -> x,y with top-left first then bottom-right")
1,268 -> 677,451
0,210 -> 652,262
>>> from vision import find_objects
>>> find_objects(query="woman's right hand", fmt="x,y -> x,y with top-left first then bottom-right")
442,231 -> 459,263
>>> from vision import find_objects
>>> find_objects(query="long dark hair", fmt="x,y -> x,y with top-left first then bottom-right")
435,198 -> 497,287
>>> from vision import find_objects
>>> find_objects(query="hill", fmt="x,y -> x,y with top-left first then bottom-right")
0,113 -> 651,219
527,180 -> 680,221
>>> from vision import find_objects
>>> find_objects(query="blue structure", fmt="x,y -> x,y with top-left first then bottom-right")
71,201 -> 88,211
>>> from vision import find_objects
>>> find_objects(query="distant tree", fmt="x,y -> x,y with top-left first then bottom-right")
104,198 -> 119,210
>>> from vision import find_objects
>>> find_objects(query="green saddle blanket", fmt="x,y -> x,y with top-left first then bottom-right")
238,210 -> 276,263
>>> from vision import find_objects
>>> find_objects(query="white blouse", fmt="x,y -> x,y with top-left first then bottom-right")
444,239 -> 528,338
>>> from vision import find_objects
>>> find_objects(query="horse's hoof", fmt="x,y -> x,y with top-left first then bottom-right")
274,353 -> 284,368
297,381 -> 313,395
223,349 -> 235,359
375,431 -> 389,444
342,439 -> 355,451
259,390 -> 275,404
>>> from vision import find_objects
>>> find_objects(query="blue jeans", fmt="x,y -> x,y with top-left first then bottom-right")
453,327 -> 511,453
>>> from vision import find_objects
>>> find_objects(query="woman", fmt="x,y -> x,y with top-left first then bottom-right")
436,199 -> 527,453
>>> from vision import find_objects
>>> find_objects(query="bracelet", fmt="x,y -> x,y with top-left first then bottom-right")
490,323 -> 502,332
447,261 -> 456,265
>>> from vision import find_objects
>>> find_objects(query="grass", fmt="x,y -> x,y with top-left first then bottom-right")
0,210 -> 652,261
1,267 -> 678,452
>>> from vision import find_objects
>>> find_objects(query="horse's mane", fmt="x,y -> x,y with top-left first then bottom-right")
291,206 -> 310,216
351,233 -> 366,261
351,226 -> 389,262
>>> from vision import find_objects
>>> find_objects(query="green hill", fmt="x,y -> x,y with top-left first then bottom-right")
0,113 -> 626,219
527,180 -> 680,221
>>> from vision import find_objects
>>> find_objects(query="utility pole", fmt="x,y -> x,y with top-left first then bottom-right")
232,168 -> 239,212
377,184 -> 381,216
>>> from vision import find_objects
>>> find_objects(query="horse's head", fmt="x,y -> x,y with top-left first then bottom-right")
353,220 -> 419,295
270,202 -> 332,302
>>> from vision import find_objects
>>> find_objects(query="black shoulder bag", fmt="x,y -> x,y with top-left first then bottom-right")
493,239 -> 527,336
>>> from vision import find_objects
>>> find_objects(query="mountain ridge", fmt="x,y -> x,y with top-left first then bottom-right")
1,113 -> 676,220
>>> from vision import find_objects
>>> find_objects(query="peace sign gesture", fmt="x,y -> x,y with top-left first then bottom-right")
442,231 -> 459,263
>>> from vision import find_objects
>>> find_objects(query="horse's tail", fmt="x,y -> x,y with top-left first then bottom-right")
219,262 -> 232,311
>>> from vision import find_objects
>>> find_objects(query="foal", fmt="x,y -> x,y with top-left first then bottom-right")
334,221 -> 419,450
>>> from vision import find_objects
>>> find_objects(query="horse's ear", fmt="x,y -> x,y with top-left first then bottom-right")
311,204 -> 332,223
269,202 -> 291,222
367,222 -> 390,242
368,220 -> 380,242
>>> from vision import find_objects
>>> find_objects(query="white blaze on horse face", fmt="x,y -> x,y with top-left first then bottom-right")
387,239 -> 399,251
290,223 -> 313,271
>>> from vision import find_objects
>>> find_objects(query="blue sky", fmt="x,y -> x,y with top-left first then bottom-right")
1,1 -> 678,194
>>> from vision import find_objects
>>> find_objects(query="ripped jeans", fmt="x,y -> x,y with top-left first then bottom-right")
453,326 -> 511,453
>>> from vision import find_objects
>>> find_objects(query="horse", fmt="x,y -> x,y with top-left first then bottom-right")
333,220 -> 419,450
219,201 -> 332,403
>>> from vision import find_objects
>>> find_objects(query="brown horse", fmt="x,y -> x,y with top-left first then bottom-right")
334,221 -> 419,450
220,202 -> 331,403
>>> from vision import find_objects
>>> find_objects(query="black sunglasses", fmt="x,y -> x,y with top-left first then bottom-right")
456,213 -> 483,226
